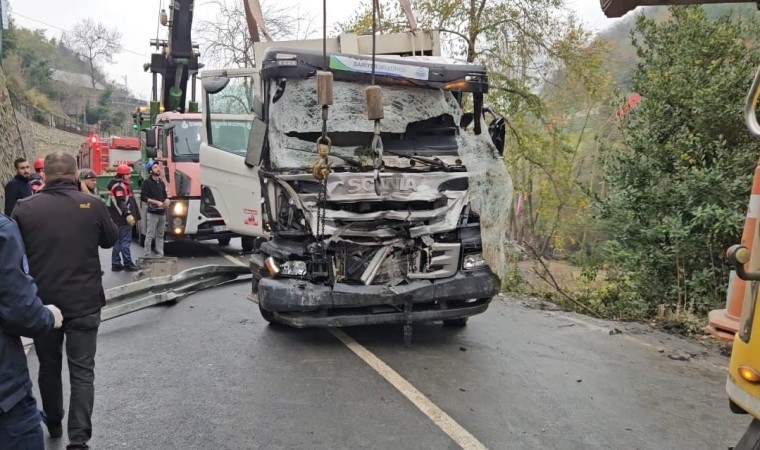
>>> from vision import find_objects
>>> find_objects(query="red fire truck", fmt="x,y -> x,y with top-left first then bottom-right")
78,133 -> 141,174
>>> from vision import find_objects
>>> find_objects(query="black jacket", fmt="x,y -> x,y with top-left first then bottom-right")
0,215 -> 54,413
106,178 -> 140,226
3,175 -> 32,216
140,177 -> 168,214
11,179 -> 119,319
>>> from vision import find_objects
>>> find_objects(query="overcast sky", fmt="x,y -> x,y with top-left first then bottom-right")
9,0 -> 621,101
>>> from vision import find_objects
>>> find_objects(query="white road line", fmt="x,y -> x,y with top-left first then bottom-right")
216,250 -> 248,267
329,329 -> 488,450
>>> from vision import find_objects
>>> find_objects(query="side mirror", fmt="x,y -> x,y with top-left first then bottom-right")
460,112 -> 474,129
146,147 -> 158,159
245,118 -> 268,168
143,128 -> 157,148
488,116 -> 506,156
202,76 -> 230,95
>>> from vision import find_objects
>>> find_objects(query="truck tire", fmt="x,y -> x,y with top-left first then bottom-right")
241,236 -> 255,252
217,237 -> 231,246
734,418 -> 760,450
443,317 -> 469,327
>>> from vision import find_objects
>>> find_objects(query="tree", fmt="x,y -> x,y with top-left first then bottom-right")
197,0 -> 316,68
596,7 -> 760,318
64,18 -> 122,89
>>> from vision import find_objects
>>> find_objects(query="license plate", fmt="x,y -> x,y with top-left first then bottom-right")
213,225 -> 227,233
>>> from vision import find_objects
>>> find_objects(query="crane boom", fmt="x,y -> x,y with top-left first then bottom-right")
601,0 -> 757,17
148,0 -> 200,115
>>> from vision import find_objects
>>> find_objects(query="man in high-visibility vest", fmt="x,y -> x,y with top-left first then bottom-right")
106,165 -> 140,272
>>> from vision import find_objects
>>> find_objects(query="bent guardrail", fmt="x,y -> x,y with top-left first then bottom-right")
102,264 -> 250,321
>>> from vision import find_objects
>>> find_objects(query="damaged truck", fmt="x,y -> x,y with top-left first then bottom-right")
199,30 -> 513,329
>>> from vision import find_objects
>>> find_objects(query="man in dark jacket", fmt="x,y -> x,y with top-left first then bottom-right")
3,157 -> 32,216
12,152 -> 118,450
141,160 -> 169,258
0,214 -> 62,450
106,164 -> 140,272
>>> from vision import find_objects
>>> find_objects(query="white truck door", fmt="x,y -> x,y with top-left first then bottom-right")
200,142 -> 265,238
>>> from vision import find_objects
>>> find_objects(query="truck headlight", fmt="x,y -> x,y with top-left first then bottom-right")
280,261 -> 307,277
463,253 -> 487,270
172,202 -> 187,216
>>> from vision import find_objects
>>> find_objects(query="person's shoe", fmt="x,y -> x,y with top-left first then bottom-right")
66,444 -> 89,449
111,265 -> 123,272
42,415 -> 63,438
124,263 -> 140,272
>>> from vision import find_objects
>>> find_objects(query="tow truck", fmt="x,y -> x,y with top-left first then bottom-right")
199,2 -> 512,336
602,1 -> 760,448
133,0 -> 246,248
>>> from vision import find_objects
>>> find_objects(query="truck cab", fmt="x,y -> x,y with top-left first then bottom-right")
200,32 -> 511,328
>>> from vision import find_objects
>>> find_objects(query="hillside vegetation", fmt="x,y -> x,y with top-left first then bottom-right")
1,20 -> 137,134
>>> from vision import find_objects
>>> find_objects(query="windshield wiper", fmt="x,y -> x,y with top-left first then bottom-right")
382,149 -> 452,170
283,147 -> 366,170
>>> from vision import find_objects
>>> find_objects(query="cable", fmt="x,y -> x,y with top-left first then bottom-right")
322,0 -> 327,69
371,0 -> 377,85
10,11 -> 150,57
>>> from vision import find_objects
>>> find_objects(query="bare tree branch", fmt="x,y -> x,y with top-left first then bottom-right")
64,18 -> 122,89
197,0 -> 317,69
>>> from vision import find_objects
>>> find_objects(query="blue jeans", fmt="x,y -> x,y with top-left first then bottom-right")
0,391 -> 44,450
111,225 -> 133,268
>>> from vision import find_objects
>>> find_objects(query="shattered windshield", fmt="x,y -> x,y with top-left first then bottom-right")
172,119 -> 203,161
268,78 -> 462,169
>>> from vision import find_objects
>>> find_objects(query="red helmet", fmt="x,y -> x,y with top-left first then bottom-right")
116,164 -> 132,175
34,158 -> 44,170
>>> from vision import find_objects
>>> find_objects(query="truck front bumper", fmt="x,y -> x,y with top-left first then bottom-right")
257,269 -> 500,327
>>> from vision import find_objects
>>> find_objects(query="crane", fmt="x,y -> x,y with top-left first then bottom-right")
145,0 -> 202,123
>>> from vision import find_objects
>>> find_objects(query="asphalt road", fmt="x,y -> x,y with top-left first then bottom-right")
26,239 -> 751,450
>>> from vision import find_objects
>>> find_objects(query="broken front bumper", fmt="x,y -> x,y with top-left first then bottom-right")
257,269 -> 500,327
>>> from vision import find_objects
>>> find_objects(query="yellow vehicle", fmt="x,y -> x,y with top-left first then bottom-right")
601,1 -> 760,448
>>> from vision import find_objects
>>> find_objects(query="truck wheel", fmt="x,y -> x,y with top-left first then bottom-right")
734,418 -> 760,450
241,237 -> 255,252
443,317 -> 468,327
218,237 -> 231,246
259,305 -> 276,324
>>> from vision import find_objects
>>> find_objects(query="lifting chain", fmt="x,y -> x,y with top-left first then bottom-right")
312,107 -> 332,247
372,121 -> 384,196
312,0 -> 332,247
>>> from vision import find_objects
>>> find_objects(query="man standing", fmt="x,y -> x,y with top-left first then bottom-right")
106,164 -> 140,272
0,214 -> 62,450
141,160 -> 169,258
3,158 -> 32,216
12,152 -> 118,450
79,171 -> 99,198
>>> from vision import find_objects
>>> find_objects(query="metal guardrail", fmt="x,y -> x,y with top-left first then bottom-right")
102,264 -> 251,321
9,92 -> 94,136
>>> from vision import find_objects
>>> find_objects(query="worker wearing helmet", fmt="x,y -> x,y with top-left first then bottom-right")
29,158 -> 45,194
141,160 -> 169,258
106,165 -> 140,272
